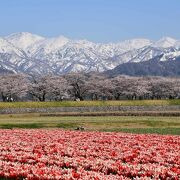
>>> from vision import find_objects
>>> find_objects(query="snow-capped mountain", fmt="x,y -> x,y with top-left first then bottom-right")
0,32 -> 180,75
152,37 -> 178,48
105,55 -> 180,77
5,32 -> 44,52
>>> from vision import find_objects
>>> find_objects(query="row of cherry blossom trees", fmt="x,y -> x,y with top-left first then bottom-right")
0,73 -> 179,101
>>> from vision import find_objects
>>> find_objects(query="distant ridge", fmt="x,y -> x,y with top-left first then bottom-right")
105,55 -> 180,77
0,32 -> 180,75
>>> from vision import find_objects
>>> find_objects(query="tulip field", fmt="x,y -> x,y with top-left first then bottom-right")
0,129 -> 179,179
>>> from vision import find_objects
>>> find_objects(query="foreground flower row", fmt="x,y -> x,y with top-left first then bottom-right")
0,129 -> 179,179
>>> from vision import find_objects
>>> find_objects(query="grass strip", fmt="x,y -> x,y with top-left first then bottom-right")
0,99 -> 180,109
103,128 -> 180,135
40,111 -> 180,117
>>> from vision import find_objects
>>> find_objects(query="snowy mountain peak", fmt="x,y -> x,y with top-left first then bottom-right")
56,35 -> 69,40
52,35 -> 70,46
116,38 -> 152,52
0,37 -> 13,53
152,37 -> 177,48
6,32 -> 43,38
31,35 -> 70,54
5,32 -> 45,51
0,32 -> 180,75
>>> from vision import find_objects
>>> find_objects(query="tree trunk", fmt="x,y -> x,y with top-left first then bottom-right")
1,93 -> 6,102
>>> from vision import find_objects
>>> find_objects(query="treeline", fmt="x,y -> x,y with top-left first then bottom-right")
0,73 -> 180,102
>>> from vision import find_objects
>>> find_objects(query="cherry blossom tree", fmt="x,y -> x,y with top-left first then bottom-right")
87,74 -> 113,100
0,73 -> 180,101
149,77 -> 176,99
46,76 -> 71,101
0,74 -> 28,101
65,73 -> 90,100
28,75 -> 70,101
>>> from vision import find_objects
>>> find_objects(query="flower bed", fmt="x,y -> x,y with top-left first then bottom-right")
0,129 -> 179,179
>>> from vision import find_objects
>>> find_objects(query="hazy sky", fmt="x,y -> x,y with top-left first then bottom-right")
0,0 -> 180,42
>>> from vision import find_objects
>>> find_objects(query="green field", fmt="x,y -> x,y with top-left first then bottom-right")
0,99 -> 180,109
0,100 -> 179,135
0,114 -> 179,135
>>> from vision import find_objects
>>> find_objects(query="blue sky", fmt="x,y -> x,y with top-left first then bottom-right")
0,0 -> 180,42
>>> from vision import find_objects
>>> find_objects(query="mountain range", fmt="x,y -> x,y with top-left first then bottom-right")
0,32 -> 180,75
105,55 -> 180,77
